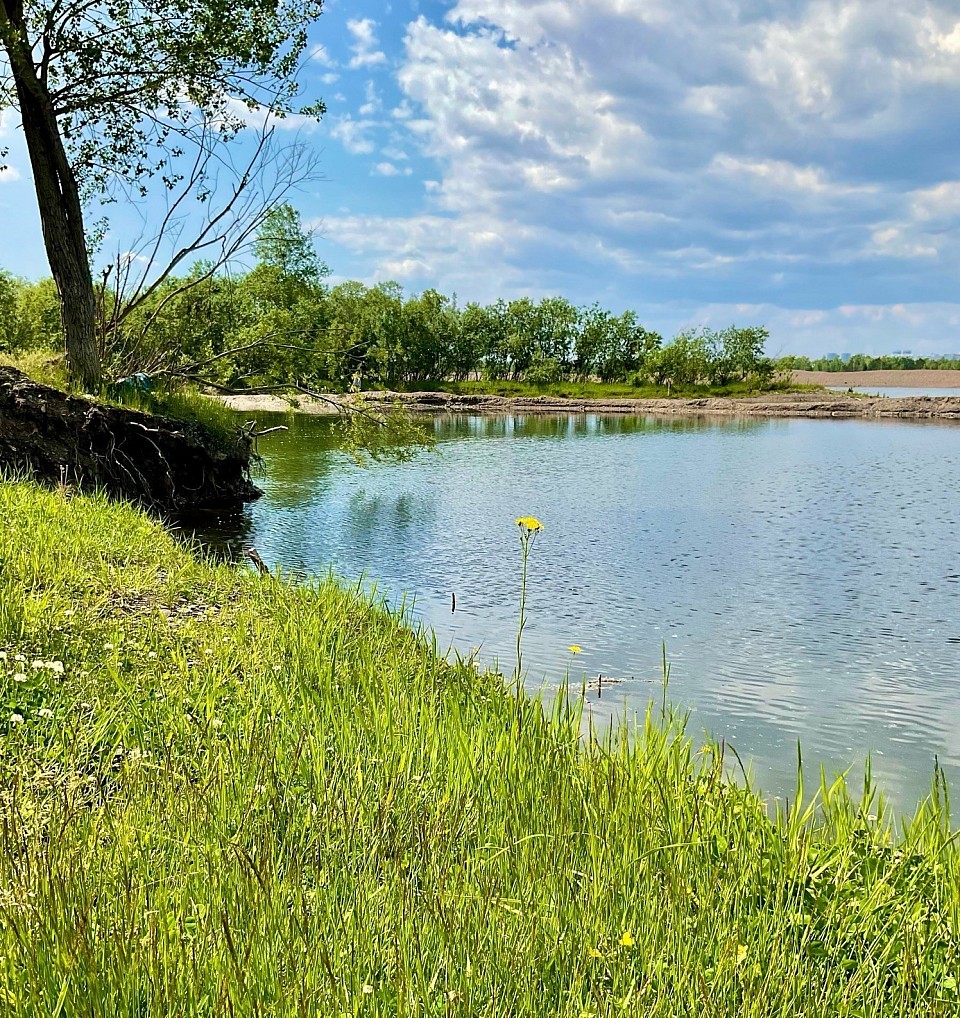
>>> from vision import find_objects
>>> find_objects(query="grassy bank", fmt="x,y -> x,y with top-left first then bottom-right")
0,482 -> 958,1015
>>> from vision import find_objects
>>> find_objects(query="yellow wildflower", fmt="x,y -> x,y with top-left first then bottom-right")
587,947 -> 602,959
736,944 -> 748,966
515,516 -> 543,533
568,644 -> 582,654
619,930 -> 635,947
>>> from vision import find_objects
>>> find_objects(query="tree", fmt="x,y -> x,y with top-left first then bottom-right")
0,0 -> 325,391
253,203 -> 328,288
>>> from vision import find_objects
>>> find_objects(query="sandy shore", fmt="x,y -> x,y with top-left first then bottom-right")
220,387 -> 960,420
793,369 -> 960,388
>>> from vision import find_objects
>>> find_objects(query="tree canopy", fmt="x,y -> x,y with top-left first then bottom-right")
0,0 -> 325,390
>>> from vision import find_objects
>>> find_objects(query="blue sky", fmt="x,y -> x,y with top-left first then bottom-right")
4,0 -> 960,356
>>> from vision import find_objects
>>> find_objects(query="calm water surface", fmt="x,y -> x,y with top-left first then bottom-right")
199,413 -> 960,809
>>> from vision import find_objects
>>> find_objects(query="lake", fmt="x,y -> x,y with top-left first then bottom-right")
197,412 -> 960,811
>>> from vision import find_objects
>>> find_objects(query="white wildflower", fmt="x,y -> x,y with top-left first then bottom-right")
38,708 -> 52,719
9,714 -> 23,726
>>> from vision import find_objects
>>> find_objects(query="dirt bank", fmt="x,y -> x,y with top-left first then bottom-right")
793,369 -> 960,388
220,387 -> 960,420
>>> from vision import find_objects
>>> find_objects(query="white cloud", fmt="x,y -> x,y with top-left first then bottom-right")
347,18 -> 387,68
709,155 -> 874,197
373,162 -> 412,177
358,80 -> 382,117
330,115 -> 377,154
310,43 -> 335,65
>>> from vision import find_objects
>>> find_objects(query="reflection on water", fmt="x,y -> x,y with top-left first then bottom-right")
193,411 -> 960,810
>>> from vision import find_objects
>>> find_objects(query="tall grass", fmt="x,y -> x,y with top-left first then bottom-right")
0,480 -> 957,1015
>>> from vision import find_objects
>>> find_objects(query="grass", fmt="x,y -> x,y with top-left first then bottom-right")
0,481 -> 959,1014
0,350 -> 238,441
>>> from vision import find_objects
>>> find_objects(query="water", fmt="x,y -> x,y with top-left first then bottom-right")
828,386 -> 960,398
196,412 -> 960,810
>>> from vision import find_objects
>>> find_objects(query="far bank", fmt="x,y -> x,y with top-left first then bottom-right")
219,386 -> 960,420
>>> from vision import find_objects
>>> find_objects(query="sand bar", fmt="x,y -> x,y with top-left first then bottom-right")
792,369 -> 960,388
221,387 -> 960,420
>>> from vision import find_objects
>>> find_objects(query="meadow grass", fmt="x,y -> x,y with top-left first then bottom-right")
0,480 -> 958,1015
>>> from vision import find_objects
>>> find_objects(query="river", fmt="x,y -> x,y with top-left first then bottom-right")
196,411 -> 960,811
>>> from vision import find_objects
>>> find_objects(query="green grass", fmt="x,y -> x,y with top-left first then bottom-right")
0,351 -> 239,441
403,378 -> 799,400
0,349 -> 70,389
0,480 -> 958,1014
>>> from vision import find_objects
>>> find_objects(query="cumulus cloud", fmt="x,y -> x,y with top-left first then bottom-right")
347,18 -> 387,68
360,0 -> 960,332
330,115 -> 377,154
373,162 -> 412,177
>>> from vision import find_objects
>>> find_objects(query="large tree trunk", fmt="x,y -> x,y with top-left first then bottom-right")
0,0 -> 101,393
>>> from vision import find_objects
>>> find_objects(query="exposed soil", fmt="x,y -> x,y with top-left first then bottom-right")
0,367 -> 262,513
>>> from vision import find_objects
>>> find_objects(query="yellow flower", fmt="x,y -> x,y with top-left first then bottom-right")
736,944 -> 748,966
619,930 -> 635,947
568,644 -> 582,654
587,947 -> 602,959
515,516 -> 543,533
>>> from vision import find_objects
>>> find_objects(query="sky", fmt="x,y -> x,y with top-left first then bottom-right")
4,0 -> 960,356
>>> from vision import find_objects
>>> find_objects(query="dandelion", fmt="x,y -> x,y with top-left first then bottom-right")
568,644 -> 582,654
619,930 -> 635,947
515,516 -> 543,533
587,947 -> 602,959
9,714 -> 23,727
514,515 -> 543,680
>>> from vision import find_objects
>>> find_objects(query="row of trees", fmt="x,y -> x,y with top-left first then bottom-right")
777,354 -> 960,372
1,219 -> 773,392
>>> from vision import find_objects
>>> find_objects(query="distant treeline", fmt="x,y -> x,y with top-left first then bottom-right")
777,354 -> 960,372
0,267 -> 774,391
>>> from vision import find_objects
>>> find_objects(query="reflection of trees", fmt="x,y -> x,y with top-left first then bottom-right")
251,413 -> 342,507
345,491 -> 437,548
434,412 -> 767,443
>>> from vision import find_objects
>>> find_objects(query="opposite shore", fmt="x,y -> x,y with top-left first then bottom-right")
220,369 -> 960,420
